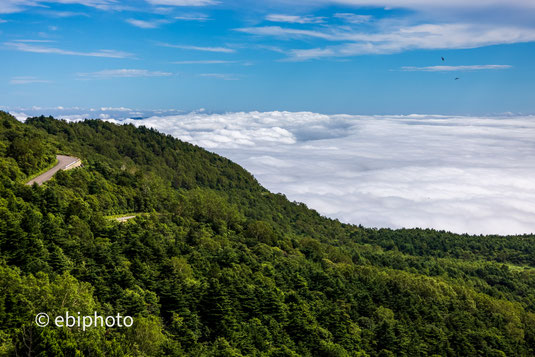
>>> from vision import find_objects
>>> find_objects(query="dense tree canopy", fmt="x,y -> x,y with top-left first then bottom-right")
1,111 -> 535,356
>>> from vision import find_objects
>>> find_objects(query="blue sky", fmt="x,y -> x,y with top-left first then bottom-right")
1,0 -> 534,114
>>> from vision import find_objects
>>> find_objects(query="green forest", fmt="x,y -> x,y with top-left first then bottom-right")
1,110 -> 534,356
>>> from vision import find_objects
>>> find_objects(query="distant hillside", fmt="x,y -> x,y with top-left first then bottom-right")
1,111 -> 535,356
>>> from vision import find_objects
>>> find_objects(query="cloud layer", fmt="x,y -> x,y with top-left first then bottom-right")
64,111 -> 534,236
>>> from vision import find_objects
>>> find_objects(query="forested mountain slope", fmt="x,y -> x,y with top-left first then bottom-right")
1,111 -> 535,356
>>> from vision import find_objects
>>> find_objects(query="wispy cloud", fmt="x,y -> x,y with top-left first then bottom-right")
0,0 -> 126,14
199,73 -> 239,80
77,69 -> 173,79
10,76 -> 51,84
126,18 -> 169,29
300,0 -> 535,11
172,60 -> 236,64
5,41 -> 133,58
266,14 -> 325,24
238,23 -> 535,61
401,65 -> 513,72
333,13 -> 371,24
237,26 -> 338,40
145,0 -> 218,6
160,43 -> 235,53
174,13 -> 209,21
12,39 -> 55,43
38,10 -> 90,18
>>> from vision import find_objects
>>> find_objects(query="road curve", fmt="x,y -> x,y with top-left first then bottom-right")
115,216 -> 137,222
26,155 -> 81,186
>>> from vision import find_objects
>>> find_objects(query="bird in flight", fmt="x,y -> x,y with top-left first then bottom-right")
455,77 -> 460,80
441,57 -> 445,61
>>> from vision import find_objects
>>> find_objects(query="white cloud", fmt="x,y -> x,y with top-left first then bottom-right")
39,10 -> 89,17
285,47 -> 335,60
126,18 -> 169,29
100,106 -> 132,111
8,111 -> 29,121
77,69 -> 173,79
401,64 -> 512,71
4,42 -> 133,58
333,13 -> 371,23
237,26 -> 339,40
266,14 -> 325,24
0,0 -> 122,14
329,0 -> 535,10
0,1 -> 42,14
238,23 -> 535,60
10,76 -> 51,84
145,0 -> 218,6
160,43 -> 235,53
102,111 -> 535,235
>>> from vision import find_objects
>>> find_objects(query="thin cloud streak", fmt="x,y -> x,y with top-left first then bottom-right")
401,64 -> 513,71
10,76 -> 51,84
333,13 -> 371,24
0,0 -> 126,14
4,41 -> 133,58
266,14 -> 325,24
172,60 -> 236,64
126,18 -> 169,29
145,0 -> 218,6
38,10 -> 90,17
159,42 -> 235,53
329,0 -> 535,10
12,39 -> 55,43
199,73 -> 239,80
236,26 -> 339,40
174,13 -> 210,21
77,69 -> 173,79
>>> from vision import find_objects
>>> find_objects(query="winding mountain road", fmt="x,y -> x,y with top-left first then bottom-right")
26,155 -> 81,186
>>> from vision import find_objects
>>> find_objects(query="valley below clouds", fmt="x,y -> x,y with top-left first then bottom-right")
14,109 -> 535,235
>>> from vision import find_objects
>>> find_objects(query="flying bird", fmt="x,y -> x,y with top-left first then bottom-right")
441,57 -> 445,61
455,77 -> 460,80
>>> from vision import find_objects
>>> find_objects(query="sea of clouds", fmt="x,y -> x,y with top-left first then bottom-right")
9,108 -> 535,235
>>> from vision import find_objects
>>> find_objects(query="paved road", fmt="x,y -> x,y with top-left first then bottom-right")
26,155 -> 80,186
116,215 -> 137,222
